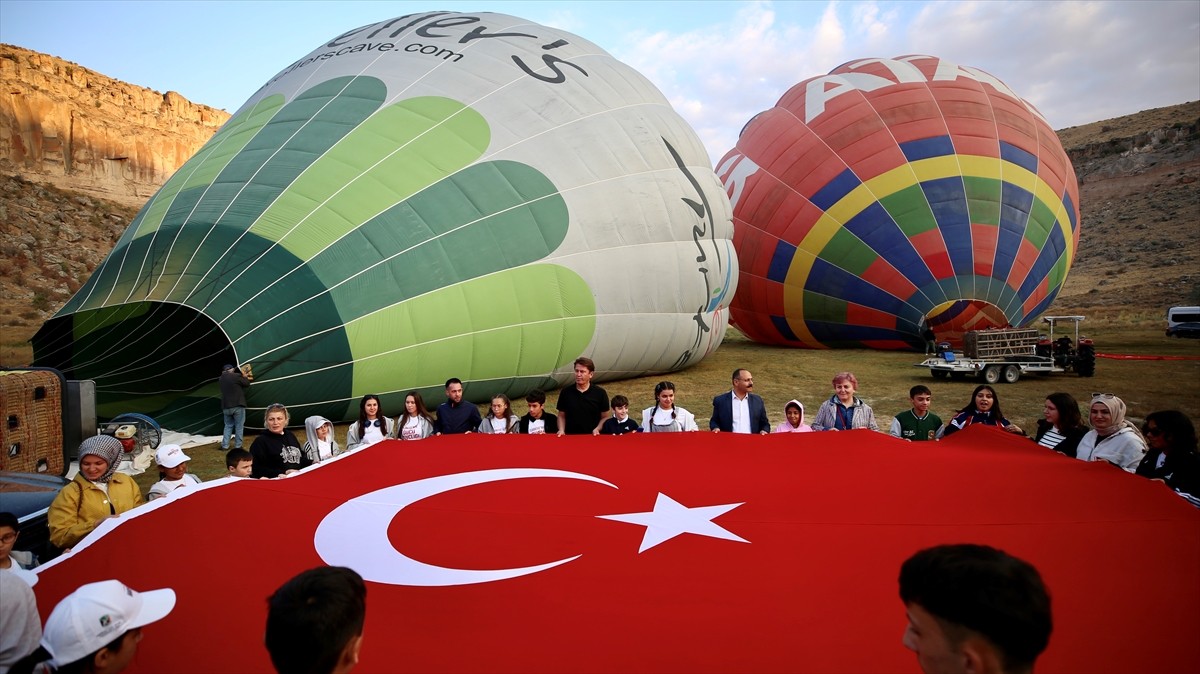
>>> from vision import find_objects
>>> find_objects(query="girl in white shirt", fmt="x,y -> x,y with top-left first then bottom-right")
641,381 -> 699,432
478,394 -> 519,434
397,391 -> 435,440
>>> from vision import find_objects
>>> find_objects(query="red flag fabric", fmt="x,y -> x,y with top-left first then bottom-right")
31,427 -> 1200,673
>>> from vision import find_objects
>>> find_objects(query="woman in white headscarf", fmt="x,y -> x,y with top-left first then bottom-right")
48,435 -> 144,550
1076,393 -> 1147,472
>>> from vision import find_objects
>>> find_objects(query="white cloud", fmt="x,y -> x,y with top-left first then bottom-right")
876,0 -> 1199,128
607,0 -> 1198,165
615,1 -> 849,163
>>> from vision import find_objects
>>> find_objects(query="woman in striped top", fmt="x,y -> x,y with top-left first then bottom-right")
1032,392 -> 1088,457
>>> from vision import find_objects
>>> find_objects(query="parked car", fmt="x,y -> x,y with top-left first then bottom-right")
0,470 -> 71,560
1166,321 -> 1200,338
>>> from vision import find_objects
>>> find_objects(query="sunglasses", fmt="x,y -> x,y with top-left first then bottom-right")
1143,426 -> 1162,437
1091,392 -> 1116,400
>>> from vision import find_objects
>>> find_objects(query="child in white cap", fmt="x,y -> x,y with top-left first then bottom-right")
146,444 -> 202,501
8,579 -> 175,674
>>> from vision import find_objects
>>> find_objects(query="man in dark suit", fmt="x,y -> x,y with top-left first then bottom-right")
710,369 -> 770,434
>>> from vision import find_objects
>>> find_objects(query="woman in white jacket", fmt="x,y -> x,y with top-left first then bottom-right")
641,381 -> 699,432
346,394 -> 396,450
1076,394 -> 1147,472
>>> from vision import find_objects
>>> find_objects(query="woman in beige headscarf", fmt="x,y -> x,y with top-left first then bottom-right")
1075,393 -> 1147,472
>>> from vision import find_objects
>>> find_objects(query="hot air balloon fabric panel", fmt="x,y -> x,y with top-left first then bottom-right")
33,12 -> 734,433
719,55 -> 1080,349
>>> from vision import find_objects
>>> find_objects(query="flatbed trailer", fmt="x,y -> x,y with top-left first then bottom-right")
915,354 -> 1063,384
914,317 -> 1094,383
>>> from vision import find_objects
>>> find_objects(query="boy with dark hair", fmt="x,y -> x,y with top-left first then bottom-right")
891,385 -> 943,441
899,543 -> 1052,674
266,566 -> 367,674
0,510 -> 36,572
518,389 -> 558,435
600,395 -> 642,434
226,448 -> 253,478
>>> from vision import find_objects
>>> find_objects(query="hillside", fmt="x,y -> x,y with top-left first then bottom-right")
0,48 -> 1197,365
1052,101 -> 1200,317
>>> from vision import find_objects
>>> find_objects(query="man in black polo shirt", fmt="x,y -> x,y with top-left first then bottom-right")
555,357 -> 610,436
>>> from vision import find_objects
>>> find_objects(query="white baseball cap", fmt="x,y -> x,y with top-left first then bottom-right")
41,580 -> 176,667
154,444 -> 191,469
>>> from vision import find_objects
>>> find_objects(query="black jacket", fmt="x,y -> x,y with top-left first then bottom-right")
518,412 -> 558,434
1033,420 -> 1088,458
1136,449 -> 1200,496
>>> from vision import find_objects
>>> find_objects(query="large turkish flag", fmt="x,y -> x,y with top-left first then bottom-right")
32,427 -> 1200,672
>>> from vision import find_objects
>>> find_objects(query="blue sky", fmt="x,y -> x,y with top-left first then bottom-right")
2,1 -> 1197,163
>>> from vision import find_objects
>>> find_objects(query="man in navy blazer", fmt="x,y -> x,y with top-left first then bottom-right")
710,369 -> 770,434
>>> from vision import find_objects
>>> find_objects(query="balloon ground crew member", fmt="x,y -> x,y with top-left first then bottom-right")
219,362 -> 253,450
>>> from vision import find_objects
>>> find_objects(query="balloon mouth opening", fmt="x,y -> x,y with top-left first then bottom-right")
32,302 -> 234,427
924,300 -> 1011,347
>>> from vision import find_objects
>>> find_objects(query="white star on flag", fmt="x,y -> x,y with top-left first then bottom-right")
597,492 -> 749,553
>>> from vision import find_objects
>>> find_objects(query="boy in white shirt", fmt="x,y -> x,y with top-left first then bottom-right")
518,389 -> 559,434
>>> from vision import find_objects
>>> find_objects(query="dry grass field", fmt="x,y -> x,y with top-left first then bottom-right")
136,318 -> 1200,492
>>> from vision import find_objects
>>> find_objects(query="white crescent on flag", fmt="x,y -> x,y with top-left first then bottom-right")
314,468 -> 615,586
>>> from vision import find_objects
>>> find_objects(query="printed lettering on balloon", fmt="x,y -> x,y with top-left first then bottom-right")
270,12 -> 589,86
665,138 -> 726,371
512,39 -> 589,84
802,55 -> 1048,125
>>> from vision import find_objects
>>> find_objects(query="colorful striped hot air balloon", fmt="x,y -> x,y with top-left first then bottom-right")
32,12 -> 734,433
718,55 -> 1080,349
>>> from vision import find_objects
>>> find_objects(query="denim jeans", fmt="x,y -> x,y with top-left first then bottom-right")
222,406 -> 246,449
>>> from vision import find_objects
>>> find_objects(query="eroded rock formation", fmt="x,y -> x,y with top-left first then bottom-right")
0,44 -> 230,209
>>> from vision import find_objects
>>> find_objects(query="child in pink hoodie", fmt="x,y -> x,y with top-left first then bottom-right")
773,399 -> 814,433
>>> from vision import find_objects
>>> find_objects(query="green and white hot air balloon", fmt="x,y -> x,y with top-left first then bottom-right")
32,11 -> 735,432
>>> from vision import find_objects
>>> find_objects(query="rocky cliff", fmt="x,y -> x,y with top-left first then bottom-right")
0,44 -> 229,209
